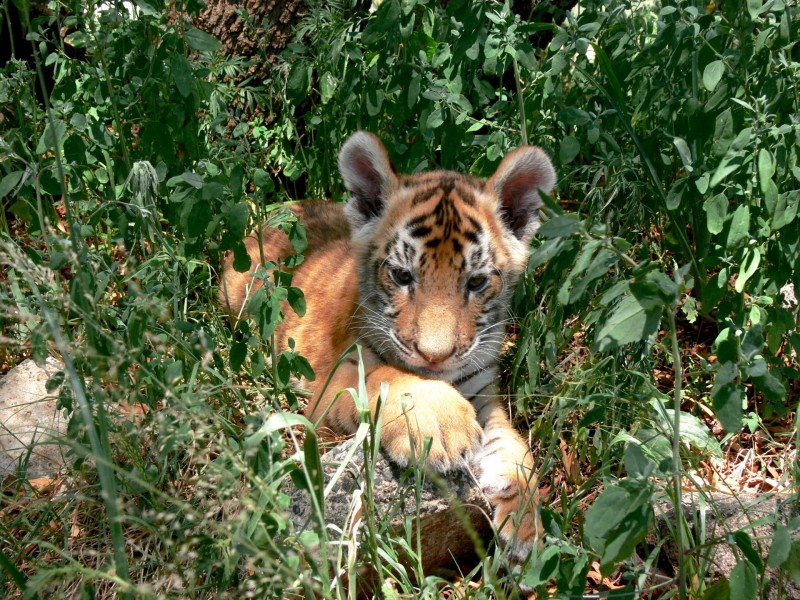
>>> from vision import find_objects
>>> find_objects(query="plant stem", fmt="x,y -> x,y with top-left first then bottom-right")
25,8 -> 133,593
86,7 -> 132,172
513,57 -> 528,146
667,304 -> 687,600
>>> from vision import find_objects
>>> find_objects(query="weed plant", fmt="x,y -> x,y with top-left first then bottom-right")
1,0 -> 798,598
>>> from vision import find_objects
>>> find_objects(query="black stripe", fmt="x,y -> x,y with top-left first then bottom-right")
411,186 -> 436,205
383,232 -> 398,255
464,229 -> 480,244
454,367 -> 483,386
410,226 -> 432,238
456,185 -> 476,206
406,214 -> 429,228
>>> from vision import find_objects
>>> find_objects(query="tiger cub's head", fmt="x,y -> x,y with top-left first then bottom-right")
339,131 -> 556,382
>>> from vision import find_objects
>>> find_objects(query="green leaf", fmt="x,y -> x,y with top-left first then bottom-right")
320,72 -> 337,104
185,28 -> 221,52
660,409 -> 723,458
763,178 -> 779,221
715,359 -> 739,386
559,136 -> 581,164
726,205 -> 750,249
230,342 -> 247,372
288,221 -> 308,254
180,172 -> 204,189
303,429 -> 325,515
594,293 -> 662,352
757,148 -> 775,193
426,107 -> 445,130
711,151 -> 745,188
232,241 -> 251,272
751,368 -> 786,404
188,199 -> 212,238
224,202 -> 249,238
584,479 -> 653,575
294,355 -> 315,381
245,412 -> 306,457
407,73 -> 421,109
563,245 -> 615,305
682,295 -> 698,323
702,579 -> 731,600
695,173 -> 710,195
746,0 -> 763,19
769,191 -> 798,230
253,169 -> 274,191
728,531 -> 764,574
363,0 -> 400,41
667,178 -> 689,210
786,538 -> 800,585
287,286 -> 306,317
766,524 -> 791,568
704,193 -> 728,235
286,61 -> 310,105
711,380 -> 744,433
432,42 -> 451,68
171,54 -> 193,98
366,87 -> 383,117
712,108 -> 734,156
624,442 -> 655,478
729,559 -> 757,600
703,60 -> 725,92
523,546 -> 560,587
201,181 -> 225,200
483,34 -> 501,74
36,119 -> 66,154
632,268 -> 678,308
590,42 -> 624,104
0,171 -> 23,198
734,248 -> 760,293
558,108 -> 591,126
538,214 -> 581,239
673,137 -> 693,172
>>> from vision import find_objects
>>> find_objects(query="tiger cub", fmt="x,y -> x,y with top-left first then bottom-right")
221,131 -> 556,557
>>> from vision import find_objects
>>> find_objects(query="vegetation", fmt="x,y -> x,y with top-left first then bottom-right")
1,0 -> 798,597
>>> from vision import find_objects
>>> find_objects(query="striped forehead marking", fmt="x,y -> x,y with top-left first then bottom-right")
391,175 -> 489,273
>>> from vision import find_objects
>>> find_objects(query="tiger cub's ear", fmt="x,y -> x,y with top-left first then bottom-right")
339,131 -> 398,230
487,146 -> 556,243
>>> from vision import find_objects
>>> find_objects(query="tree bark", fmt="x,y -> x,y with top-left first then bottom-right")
192,1 -> 579,83
192,0 -> 308,82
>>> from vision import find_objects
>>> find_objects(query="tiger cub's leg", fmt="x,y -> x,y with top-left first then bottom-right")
473,391 -> 541,559
306,362 -> 484,473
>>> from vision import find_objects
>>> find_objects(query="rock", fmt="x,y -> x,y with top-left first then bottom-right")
655,491 -> 800,599
780,282 -> 796,308
285,437 -> 493,584
0,358 -> 68,478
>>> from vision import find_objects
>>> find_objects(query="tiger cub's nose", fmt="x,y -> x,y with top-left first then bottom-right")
414,342 -> 455,365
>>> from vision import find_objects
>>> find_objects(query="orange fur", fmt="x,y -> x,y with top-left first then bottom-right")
220,132 -> 557,558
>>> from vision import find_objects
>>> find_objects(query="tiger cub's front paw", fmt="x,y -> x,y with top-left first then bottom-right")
381,379 -> 484,473
478,455 -> 541,560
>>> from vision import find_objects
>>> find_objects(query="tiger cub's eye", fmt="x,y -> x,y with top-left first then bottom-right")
467,274 -> 489,292
390,267 -> 414,286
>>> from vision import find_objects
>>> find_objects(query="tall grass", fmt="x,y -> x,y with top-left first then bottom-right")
1,0 -> 798,598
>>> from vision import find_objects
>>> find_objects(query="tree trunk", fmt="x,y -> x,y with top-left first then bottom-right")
192,1 -> 578,83
192,0 -> 308,82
